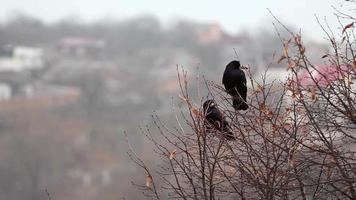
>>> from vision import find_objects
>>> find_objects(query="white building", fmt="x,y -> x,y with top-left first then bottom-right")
0,83 -> 11,100
0,46 -> 44,72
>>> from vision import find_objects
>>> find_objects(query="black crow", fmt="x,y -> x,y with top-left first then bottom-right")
203,100 -> 235,141
222,60 -> 248,110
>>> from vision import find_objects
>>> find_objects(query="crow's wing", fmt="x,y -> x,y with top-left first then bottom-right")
223,69 -> 246,95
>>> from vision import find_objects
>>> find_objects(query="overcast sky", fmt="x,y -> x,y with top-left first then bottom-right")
0,0 -> 352,41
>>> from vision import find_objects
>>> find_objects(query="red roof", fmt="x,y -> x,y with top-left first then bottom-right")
297,65 -> 350,87
58,37 -> 106,48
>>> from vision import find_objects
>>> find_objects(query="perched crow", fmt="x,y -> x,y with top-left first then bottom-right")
222,60 -> 248,110
203,100 -> 235,141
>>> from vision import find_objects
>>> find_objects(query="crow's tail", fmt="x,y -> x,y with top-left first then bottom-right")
224,131 -> 236,141
233,96 -> 248,111
219,120 -> 235,141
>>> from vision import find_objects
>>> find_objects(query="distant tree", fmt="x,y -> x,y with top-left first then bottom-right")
0,105 -> 76,200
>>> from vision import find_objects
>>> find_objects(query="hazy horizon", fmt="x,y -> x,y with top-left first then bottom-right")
0,0 -> 351,41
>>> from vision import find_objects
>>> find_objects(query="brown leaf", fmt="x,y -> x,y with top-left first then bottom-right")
353,60 -> 356,69
259,103 -> 272,117
344,76 -> 353,86
294,34 -> 302,46
301,126 -> 309,137
342,22 -> 354,35
272,124 -> 279,135
291,91 -> 301,101
283,41 -> 289,57
146,174 -> 153,188
309,88 -> 318,102
259,103 -> 267,112
169,149 -> 177,160
321,54 -> 328,59
288,154 -> 296,168
326,166 -> 333,179
300,46 -> 306,55
255,85 -> 264,93
325,155 -> 336,179
191,107 -> 202,118
326,155 -> 337,166
288,147 -> 298,167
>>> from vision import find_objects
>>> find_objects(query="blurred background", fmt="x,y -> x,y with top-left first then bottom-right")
0,0 -> 349,199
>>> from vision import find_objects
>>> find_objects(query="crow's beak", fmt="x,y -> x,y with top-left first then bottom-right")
240,65 -> 248,69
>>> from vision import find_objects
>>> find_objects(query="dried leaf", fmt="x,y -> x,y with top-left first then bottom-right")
294,34 -> 302,46
169,149 -> 177,160
301,126 -> 309,137
288,154 -> 296,168
344,76 -> 353,86
283,41 -> 289,57
309,88 -> 318,102
259,103 -> 272,117
300,46 -> 306,55
321,54 -> 328,59
326,155 -> 337,165
291,91 -> 301,101
342,22 -> 354,35
325,155 -> 336,178
255,85 -> 264,93
343,186 -> 353,193
272,124 -> 279,136
146,174 -> 153,188
288,147 -> 298,167
191,107 -> 202,118
353,60 -> 356,69
326,166 -> 333,179
259,103 -> 267,112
